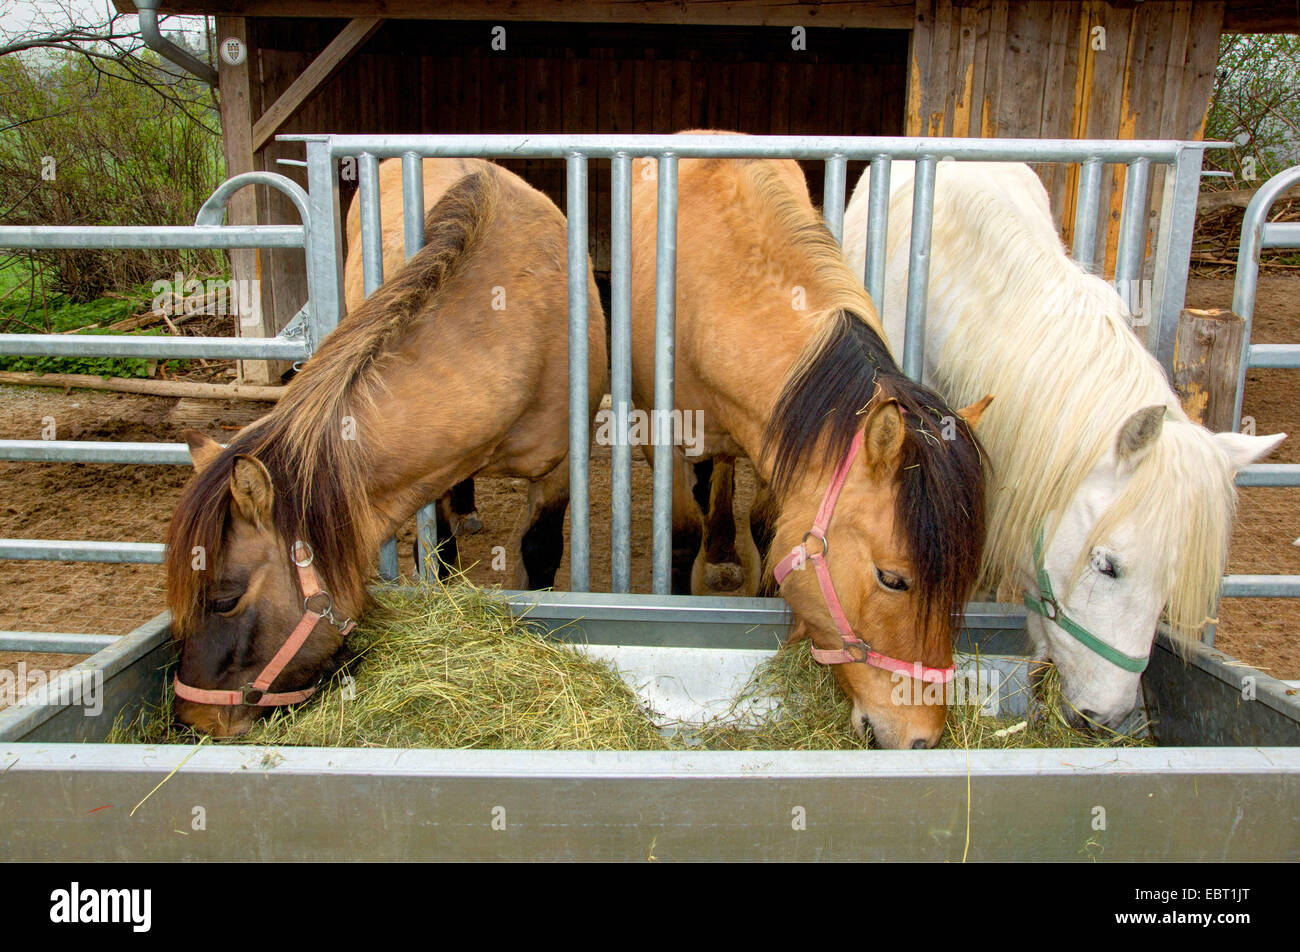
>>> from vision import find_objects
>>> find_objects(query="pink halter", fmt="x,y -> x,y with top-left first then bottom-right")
772,430 -> 956,684
172,540 -> 356,707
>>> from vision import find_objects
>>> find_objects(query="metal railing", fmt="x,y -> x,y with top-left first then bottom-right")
0,133 -> 1235,644
1224,163 -> 1300,600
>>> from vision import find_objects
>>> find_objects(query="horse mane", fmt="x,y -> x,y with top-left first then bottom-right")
916,163 -> 1234,646
165,167 -> 501,636
749,161 -> 987,648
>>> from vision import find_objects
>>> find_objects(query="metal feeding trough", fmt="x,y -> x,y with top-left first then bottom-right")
1,591 -> 1297,862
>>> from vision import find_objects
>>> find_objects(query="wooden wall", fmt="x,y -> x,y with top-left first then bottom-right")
907,0 -> 1226,277
227,18 -> 908,364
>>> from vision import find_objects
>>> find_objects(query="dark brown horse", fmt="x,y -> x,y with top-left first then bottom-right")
629,135 -> 990,748
166,158 -> 606,735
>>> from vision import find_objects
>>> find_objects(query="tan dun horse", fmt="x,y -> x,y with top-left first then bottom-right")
166,158 -> 606,736
629,134 -> 991,748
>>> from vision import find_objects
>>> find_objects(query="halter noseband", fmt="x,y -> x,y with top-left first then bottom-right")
772,430 -> 956,685
172,540 -> 357,707
1023,527 -> 1149,674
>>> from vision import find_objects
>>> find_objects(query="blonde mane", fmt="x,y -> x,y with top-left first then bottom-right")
909,165 -> 1235,646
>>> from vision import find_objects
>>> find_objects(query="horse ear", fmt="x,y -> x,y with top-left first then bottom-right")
860,399 -> 905,476
183,429 -> 223,473
1115,405 -> 1166,472
1214,430 -> 1286,472
956,394 -> 994,429
230,455 -> 274,528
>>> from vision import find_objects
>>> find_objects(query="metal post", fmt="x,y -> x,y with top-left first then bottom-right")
1072,157 -> 1103,271
303,137 -> 345,346
1149,145 -> 1204,373
610,152 -> 633,594
1114,157 -> 1150,325
863,155 -> 892,308
902,156 -> 937,382
358,151 -> 399,580
566,154 -> 591,593
651,154 -> 679,596
823,154 -> 848,244
400,151 -> 440,581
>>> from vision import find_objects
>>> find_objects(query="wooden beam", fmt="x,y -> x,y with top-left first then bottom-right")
113,1 -> 917,29
251,17 -> 382,151
0,372 -> 285,402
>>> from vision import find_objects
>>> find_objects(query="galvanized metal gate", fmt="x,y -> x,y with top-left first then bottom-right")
0,133 -> 1288,648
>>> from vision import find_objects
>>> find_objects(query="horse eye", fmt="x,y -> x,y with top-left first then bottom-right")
1091,551 -> 1121,580
875,568 -> 910,592
209,594 -> 242,615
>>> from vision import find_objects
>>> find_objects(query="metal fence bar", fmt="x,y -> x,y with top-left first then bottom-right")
1233,164 -> 1300,430
863,155 -> 892,307
1114,157 -> 1149,314
401,150 -> 440,581
1262,222 -> 1300,248
296,133 -> 1219,164
822,154 -> 848,244
566,153 -> 591,593
1149,145 -> 1205,371
1249,344 -> 1300,369
303,138 -> 345,342
1236,464 -> 1300,487
0,540 -> 164,564
651,153 -> 679,596
1222,576 -> 1300,598
0,335 -> 308,361
0,632 -> 118,654
0,225 -> 305,250
357,151 -> 400,581
902,155 -> 937,382
610,152 -> 634,594
1072,157 -> 1103,269
0,441 -> 193,465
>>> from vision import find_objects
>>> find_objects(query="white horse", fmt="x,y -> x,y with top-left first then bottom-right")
842,161 -> 1284,729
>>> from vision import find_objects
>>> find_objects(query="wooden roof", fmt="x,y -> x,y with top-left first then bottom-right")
113,0 -> 1299,33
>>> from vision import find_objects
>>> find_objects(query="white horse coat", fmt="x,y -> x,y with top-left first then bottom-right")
843,161 -> 1283,728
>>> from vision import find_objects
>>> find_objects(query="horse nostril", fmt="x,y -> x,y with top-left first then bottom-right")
911,738 -> 931,750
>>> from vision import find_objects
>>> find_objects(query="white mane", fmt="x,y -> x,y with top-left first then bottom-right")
854,162 -> 1238,645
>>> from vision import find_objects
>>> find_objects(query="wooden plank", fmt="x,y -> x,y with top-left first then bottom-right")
737,59 -> 768,133
950,2 -> 979,137
114,1 -> 920,30
652,56 -> 675,132
1037,1 -> 1076,220
926,0 -> 953,136
965,1 -> 992,139
905,0 -> 934,135
250,17 -> 381,150
769,59 -> 791,134
980,0 -> 1009,137
214,15 -> 270,385
670,57 -> 693,132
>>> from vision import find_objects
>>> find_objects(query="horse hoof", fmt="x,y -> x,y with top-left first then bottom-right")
455,512 -> 484,536
703,561 -> 745,593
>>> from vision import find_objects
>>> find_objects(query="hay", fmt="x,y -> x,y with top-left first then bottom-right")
684,642 -> 1153,751
109,581 -> 1150,751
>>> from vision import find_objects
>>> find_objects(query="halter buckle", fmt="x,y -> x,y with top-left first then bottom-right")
801,529 -> 828,559
291,540 -> 315,568
305,590 -> 333,619
239,684 -> 264,706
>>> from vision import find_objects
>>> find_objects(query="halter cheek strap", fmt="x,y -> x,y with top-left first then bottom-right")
1022,527 -> 1150,674
172,540 -> 356,707
772,430 -> 956,685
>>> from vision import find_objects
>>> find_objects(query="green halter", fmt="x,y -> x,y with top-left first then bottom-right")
1022,527 -> 1151,674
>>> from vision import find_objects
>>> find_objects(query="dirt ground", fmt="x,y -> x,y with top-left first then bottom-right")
0,275 -> 1296,693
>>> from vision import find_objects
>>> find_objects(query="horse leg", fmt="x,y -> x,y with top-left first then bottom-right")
448,477 -> 483,535
691,457 -> 751,595
670,455 -> 704,596
508,463 -> 570,590
748,477 -> 780,597
433,495 -> 460,580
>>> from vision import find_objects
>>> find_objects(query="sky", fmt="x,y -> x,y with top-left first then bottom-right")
2,0 -> 209,47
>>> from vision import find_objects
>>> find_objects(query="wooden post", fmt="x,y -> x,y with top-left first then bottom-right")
1173,307 -> 1245,432
216,16 -> 277,386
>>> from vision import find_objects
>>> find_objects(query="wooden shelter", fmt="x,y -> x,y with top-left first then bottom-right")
116,1 -> 1299,382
